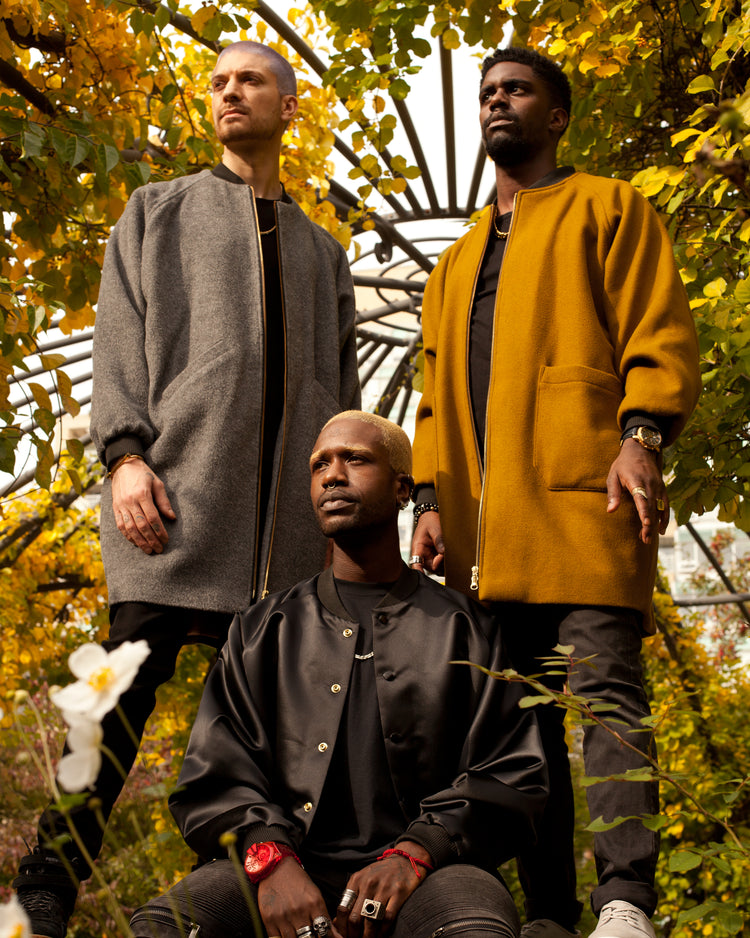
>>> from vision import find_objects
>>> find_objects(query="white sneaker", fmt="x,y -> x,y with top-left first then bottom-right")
521,921 -> 581,938
589,901 -> 656,938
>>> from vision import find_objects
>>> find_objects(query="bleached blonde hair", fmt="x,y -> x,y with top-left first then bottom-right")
322,411 -> 412,477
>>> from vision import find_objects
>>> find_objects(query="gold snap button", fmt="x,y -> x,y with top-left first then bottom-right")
343,628 -> 353,638
331,683 -> 341,694
318,742 -> 328,752
303,802 -> 313,812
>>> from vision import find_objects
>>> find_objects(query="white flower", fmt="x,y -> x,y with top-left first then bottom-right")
0,894 -> 31,938
50,640 -> 150,723
56,718 -> 103,792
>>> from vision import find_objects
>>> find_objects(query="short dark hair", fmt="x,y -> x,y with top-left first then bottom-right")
481,47 -> 572,118
216,41 -> 297,96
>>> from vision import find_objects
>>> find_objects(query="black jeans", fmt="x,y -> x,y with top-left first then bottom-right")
38,602 -> 232,879
500,604 -> 659,928
130,860 -> 520,938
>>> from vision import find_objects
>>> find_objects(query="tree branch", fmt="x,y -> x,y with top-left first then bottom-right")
0,57 -> 57,116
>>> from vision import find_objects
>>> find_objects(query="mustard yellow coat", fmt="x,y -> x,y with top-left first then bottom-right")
413,172 -> 700,627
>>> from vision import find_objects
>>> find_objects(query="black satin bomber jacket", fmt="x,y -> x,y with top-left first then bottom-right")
169,565 -> 548,871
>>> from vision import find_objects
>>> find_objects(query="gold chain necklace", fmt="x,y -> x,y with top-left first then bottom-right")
492,208 -> 510,240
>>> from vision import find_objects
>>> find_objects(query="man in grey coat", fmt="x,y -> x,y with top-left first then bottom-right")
14,40 -> 360,938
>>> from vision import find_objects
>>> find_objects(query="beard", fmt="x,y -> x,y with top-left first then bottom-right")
482,128 -> 532,167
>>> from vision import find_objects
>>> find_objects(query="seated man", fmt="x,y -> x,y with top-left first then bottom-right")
131,411 -> 548,938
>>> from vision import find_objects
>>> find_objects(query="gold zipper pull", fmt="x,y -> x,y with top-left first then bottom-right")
470,565 -> 479,590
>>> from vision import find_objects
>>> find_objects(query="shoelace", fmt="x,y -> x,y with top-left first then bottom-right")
599,907 -> 644,927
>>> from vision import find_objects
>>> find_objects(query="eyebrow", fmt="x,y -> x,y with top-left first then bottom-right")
309,444 -> 372,467
480,76 -> 534,96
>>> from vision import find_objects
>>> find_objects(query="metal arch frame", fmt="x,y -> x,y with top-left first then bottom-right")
3,6 -> 747,628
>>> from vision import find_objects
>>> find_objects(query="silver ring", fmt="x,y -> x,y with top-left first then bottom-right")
409,554 -> 423,565
296,927 -> 315,938
361,898 -> 385,921
313,917 -> 331,937
338,888 -> 358,912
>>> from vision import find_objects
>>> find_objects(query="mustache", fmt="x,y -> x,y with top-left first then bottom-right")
317,490 -> 357,508
483,112 -> 518,132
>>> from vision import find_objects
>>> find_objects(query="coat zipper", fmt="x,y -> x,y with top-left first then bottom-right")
430,917 -> 512,938
250,186 -> 266,604
259,200 -> 287,600
471,196 -> 517,592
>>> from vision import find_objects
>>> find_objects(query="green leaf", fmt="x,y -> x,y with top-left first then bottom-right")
676,902 -> 713,925
686,75 -> 716,94
668,851 -> 702,872
66,438 -> 85,461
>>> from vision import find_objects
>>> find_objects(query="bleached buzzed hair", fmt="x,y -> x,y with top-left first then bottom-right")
216,41 -> 297,96
322,411 -> 412,478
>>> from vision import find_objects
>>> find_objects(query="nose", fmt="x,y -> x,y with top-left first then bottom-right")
320,458 -> 347,489
222,74 -> 241,100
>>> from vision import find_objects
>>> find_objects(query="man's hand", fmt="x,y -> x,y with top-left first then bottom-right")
259,859 -> 343,938
335,842 -> 432,938
606,439 -> 669,545
410,512 -> 445,575
111,459 -> 176,555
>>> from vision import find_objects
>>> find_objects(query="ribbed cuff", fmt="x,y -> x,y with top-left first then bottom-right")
398,820 -> 459,868
104,434 -> 146,470
240,823 -> 295,858
413,485 -> 437,506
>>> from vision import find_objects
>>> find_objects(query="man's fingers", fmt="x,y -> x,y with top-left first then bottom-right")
152,476 -> 177,520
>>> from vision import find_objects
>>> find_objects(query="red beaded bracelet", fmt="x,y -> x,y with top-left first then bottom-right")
377,848 -> 434,879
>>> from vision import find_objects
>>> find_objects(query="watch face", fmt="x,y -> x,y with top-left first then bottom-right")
638,427 -> 662,449
245,842 -> 281,876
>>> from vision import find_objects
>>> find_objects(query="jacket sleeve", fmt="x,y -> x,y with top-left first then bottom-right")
602,184 -> 701,445
335,241 -> 361,410
168,611 -> 301,858
400,626 -> 548,868
411,255 -> 448,491
90,189 -> 155,465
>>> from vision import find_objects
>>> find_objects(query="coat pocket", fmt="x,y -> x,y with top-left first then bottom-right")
533,364 -> 622,491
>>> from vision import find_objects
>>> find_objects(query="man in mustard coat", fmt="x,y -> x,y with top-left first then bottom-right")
410,47 -> 700,938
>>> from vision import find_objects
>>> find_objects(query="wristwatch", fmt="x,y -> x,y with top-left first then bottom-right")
620,426 -> 663,452
244,842 -> 299,883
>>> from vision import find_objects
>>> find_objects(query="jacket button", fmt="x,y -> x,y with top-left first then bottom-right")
303,802 -> 313,812
389,732 -> 404,744
382,670 -> 396,681
331,683 -> 342,694
318,742 -> 328,752
343,628 -> 353,638
377,613 -> 388,624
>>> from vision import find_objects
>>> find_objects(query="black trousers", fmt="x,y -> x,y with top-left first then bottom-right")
500,604 -> 659,929
130,860 -> 520,938
38,602 -> 232,879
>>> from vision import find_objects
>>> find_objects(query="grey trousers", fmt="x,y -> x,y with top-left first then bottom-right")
130,860 -> 519,938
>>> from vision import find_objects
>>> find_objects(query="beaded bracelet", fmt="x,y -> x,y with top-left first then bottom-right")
377,848 -> 434,879
412,502 -> 439,524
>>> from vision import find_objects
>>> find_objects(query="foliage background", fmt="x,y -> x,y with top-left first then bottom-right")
1,0 -> 749,934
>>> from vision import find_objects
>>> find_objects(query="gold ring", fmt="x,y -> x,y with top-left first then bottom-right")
631,486 -> 648,499
656,498 -> 665,511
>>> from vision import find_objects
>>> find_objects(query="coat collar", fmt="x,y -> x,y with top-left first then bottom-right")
211,162 -> 293,202
316,563 -> 421,620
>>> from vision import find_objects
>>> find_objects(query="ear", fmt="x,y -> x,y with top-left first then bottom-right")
396,473 -> 414,508
281,94 -> 298,123
549,106 -> 569,135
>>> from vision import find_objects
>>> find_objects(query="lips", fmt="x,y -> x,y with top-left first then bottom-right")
318,492 -> 356,510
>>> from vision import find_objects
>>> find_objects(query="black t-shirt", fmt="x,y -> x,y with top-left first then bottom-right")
468,210 -> 511,452
303,579 -> 405,868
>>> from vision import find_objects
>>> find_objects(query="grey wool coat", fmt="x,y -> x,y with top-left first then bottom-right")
91,169 -> 360,613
